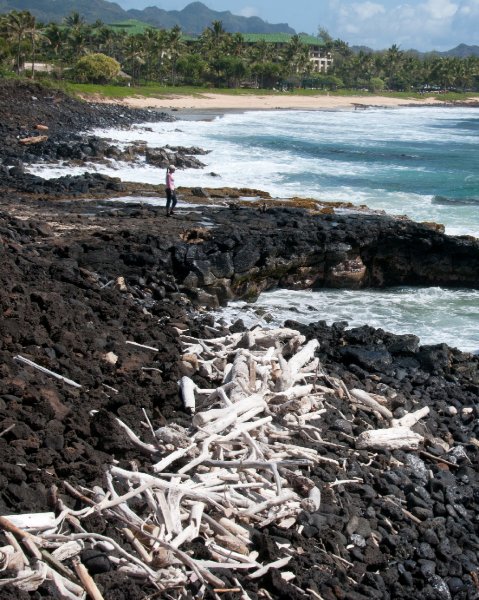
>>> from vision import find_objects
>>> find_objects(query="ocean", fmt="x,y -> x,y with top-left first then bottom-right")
28,105 -> 479,352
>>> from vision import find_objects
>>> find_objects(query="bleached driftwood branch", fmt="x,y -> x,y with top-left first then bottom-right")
13,356 -> 82,388
356,426 -> 424,450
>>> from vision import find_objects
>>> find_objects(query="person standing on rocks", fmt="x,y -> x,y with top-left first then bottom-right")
165,164 -> 177,216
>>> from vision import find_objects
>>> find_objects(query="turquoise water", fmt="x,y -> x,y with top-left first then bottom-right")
28,106 -> 479,350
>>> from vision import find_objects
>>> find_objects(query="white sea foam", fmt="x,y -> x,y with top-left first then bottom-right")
27,106 -> 479,237
216,287 -> 479,353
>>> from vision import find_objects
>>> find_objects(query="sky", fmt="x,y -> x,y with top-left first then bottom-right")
113,0 -> 479,51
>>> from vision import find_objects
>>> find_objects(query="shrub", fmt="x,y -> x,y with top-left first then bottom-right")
369,77 -> 385,92
73,53 -> 120,84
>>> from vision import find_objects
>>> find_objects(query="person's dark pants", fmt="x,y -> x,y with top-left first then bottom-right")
166,188 -> 177,215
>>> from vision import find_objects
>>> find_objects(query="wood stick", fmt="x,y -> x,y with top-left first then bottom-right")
40,548 -> 80,585
419,449 -> 458,468
113,417 -> 158,455
94,480 -> 155,512
126,340 -> 159,352
356,427 -> 423,450
216,416 -> 272,442
110,466 -> 224,508
269,385 -> 314,403
3,512 -> 56,531
0,516 -> 42,560
288,339 -> 319,374
179,376 -> 197,413
202,459 -> 310,470
392,406 -> 430,428
13,355 -> 82,388
0,423 -> 15,437
202,514 -> 251,547
46,565 -> 85,599
193,395 -> 266,428
63,481 -> 96,507
249,556 -> 292,579
153,490 -> 174,535
3,532 -> 28,568
242,491 -> 297,518
350,389 -> 393,420
44,532 -> 157,580
123,528 -> 152,563
152,444 -> 196,473
72,557 -> 105,600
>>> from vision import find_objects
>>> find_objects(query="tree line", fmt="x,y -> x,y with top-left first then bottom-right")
1,9 -> 478,92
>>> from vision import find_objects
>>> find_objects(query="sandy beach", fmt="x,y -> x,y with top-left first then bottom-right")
89,91 -> 479,112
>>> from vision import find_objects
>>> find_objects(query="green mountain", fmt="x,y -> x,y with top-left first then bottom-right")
439,44 -> 479,58
0,0 -> 126,23
0,0 -> 295,34
126,2 -> 294,34
350,43 -> 479,58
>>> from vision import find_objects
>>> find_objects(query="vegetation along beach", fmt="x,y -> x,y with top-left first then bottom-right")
1,2 -> 479,599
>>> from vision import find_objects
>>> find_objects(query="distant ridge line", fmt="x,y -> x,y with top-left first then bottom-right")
0,0 -> 296,35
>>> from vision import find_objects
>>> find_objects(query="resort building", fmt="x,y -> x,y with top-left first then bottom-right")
241,33 -> 333,72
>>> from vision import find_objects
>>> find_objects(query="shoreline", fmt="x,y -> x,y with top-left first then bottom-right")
2,81 -> 479,599
86,91 -> 479,113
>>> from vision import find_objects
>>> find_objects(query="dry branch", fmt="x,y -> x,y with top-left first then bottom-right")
356,426 -> 424,450
13,356 -> 82,388
350,389 -> 393,420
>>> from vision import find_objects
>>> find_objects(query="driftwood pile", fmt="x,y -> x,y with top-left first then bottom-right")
0,326 -> 433,599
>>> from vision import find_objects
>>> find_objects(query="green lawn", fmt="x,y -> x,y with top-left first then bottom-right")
61,82 -> 479,103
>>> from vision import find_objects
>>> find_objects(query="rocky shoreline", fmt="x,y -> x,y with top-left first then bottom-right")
1,81 -> 479,600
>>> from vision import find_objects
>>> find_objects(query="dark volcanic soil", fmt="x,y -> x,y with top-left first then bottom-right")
1,81 -> 479,600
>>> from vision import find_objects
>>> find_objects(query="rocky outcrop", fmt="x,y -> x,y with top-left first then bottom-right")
165,208 -> 479,307
46,203 -> 479,308
21,135 -> 208,170
0,80 -> 175,165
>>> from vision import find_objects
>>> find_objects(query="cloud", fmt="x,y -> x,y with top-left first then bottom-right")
324,0 -> 476,50
458,0 -> 479,14
351,2 -> 386,20
421,0 -> 458,19
237,6 -> 259,18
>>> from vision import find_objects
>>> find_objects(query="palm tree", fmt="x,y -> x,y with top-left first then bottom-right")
200,20 -> 227,62
284,35 -> 301,70
1,10 -> 35,73
123,35 -> 146,84
28,20 -> 49,79
211,20 -> 226,43
228,32 -> 245,57
250,39 -> 273,64
44,22 -> 68,59
247,39 -> 274,87
176,52 -> 207,85
149,28 -> 169,82
318,27 -> 333,47
64,11 -> 86,31
66,27 -> 91,61
167,25 -> 184,84
137,27 -> 169,81
384,44 -> 404,90
429,57 -> 454,91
